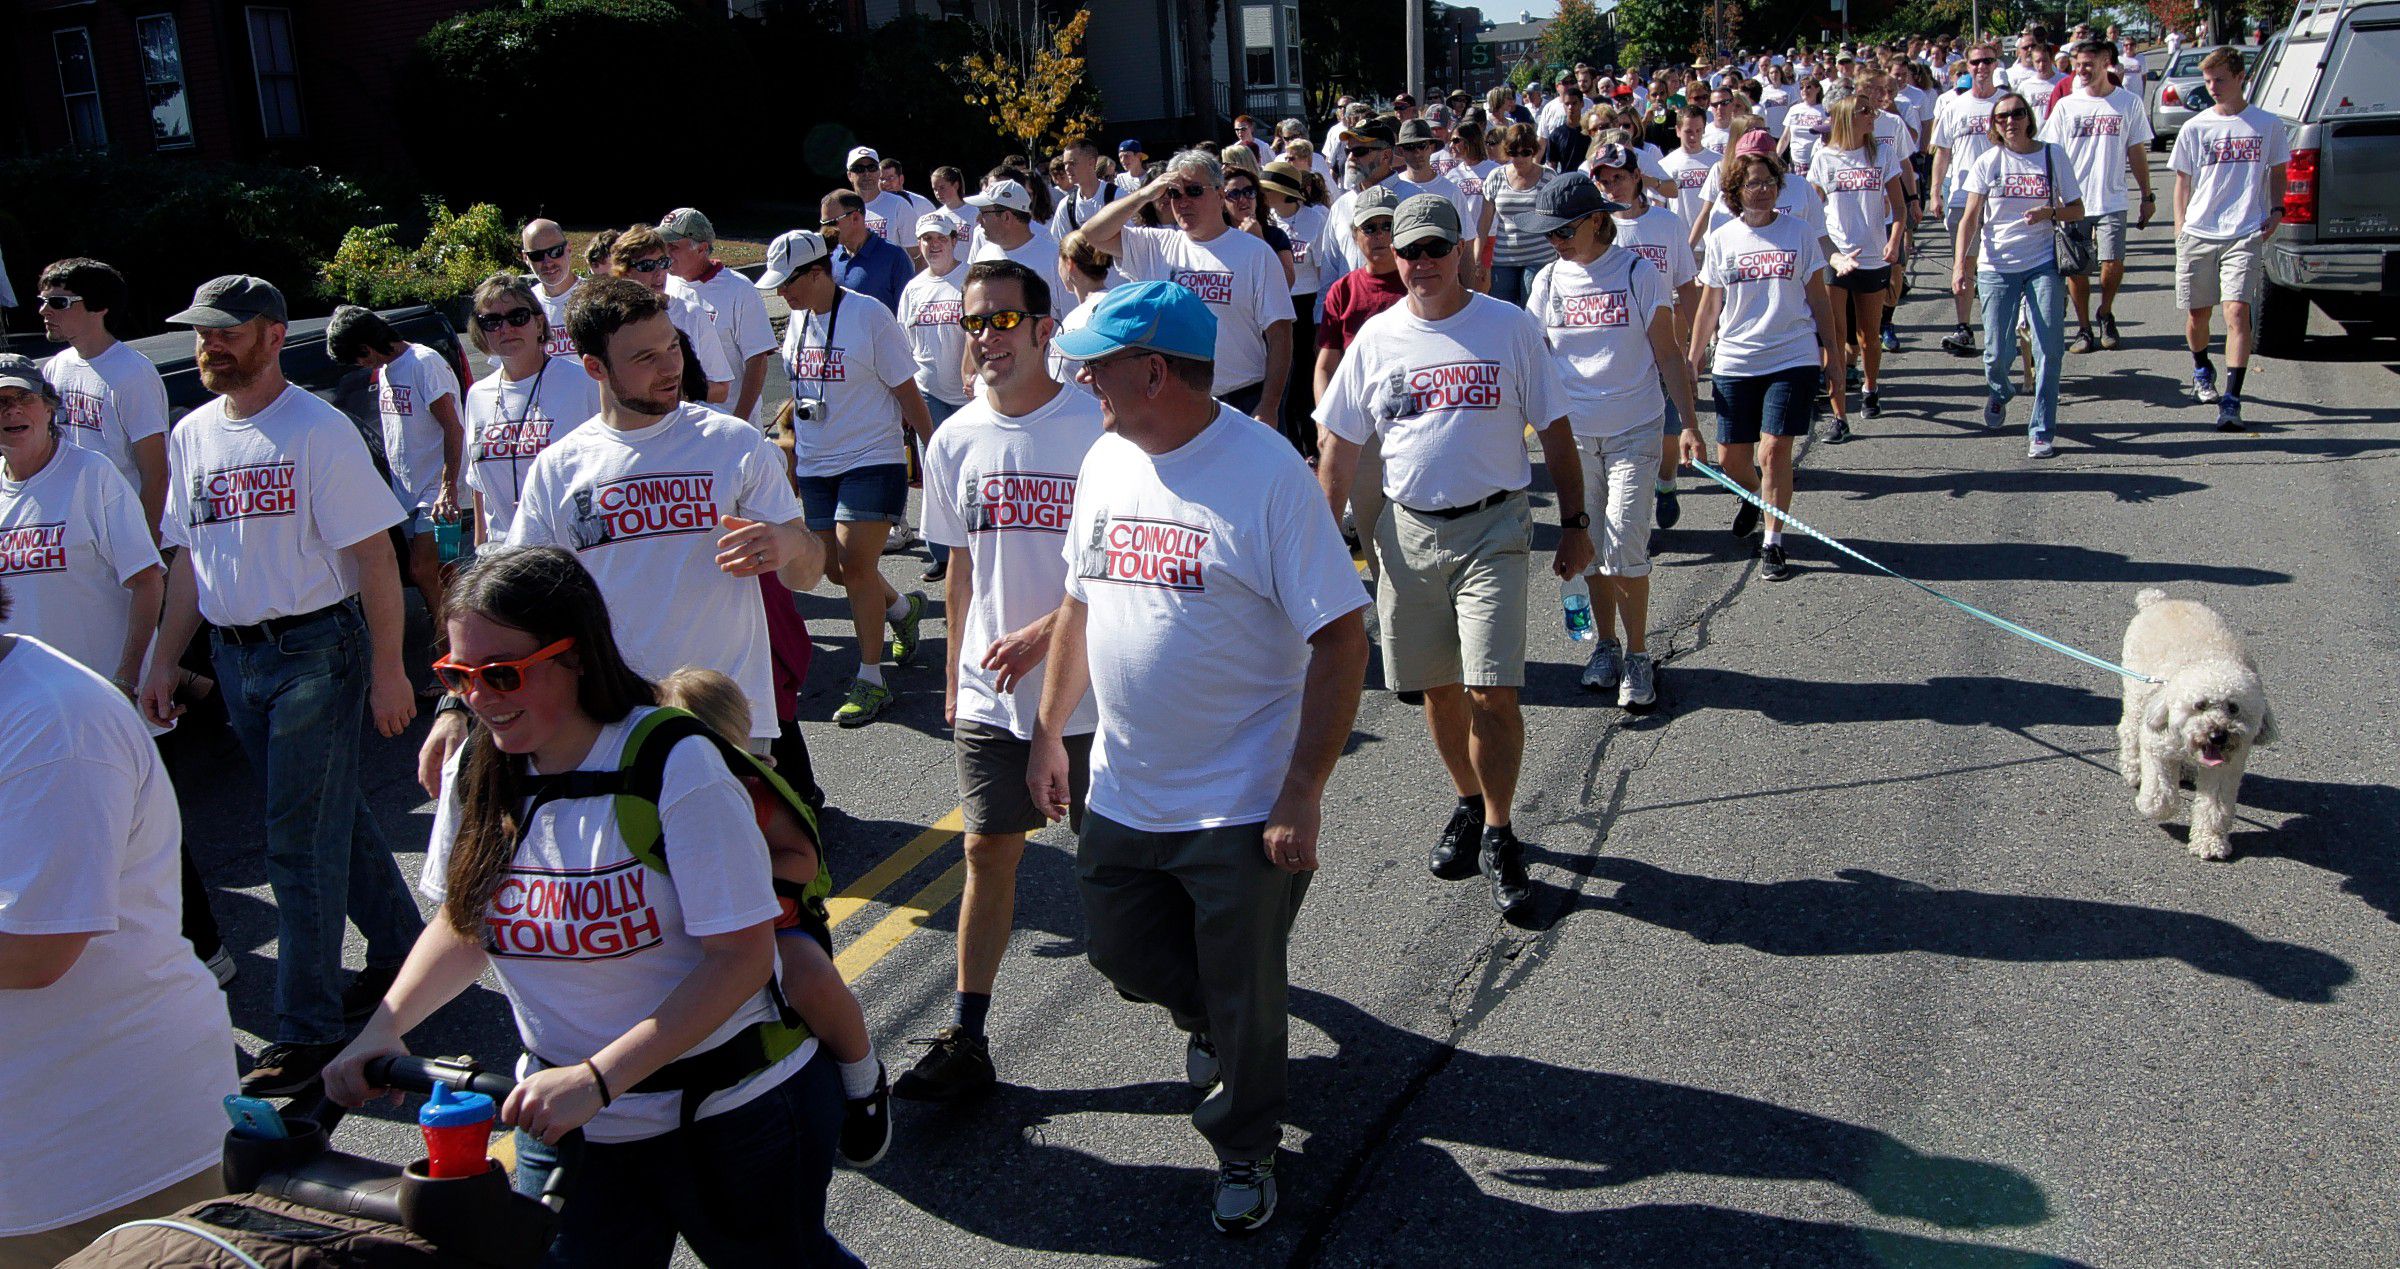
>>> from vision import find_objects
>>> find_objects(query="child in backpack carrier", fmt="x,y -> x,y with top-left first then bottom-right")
657,668 -> 893,1168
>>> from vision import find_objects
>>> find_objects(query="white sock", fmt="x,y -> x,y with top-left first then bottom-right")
837,1053 -> 881,1100
856,662 -> 885,687
1763,526 -> 1784,546
885,593 -> 910,622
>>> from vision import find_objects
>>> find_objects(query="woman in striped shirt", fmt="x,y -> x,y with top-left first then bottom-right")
1478,122 -> 1558,306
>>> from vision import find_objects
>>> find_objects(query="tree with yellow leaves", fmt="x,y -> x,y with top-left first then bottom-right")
950,5 -> 1103,155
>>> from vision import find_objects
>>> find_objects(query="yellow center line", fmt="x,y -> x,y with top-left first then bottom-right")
835,859 -> 971,983
825,805 -> 964,929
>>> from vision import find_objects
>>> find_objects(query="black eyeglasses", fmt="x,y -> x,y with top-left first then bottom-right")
1506,145 -> 1539,157
35,293 -> 82,310
626,256 -> 673,274
523,243 -> 570,263
1993,108 -> 2032,121
819,211 -> 858,227
474,307 -> 539,333
1968,56 -> 1997,66
848,163 -> 878,175
1394,238 -> 1456,261
959,309 -> 1035,334
1159,183 -> 1213,201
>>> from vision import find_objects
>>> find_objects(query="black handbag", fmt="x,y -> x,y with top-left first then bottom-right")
2046,144 -> 2095,276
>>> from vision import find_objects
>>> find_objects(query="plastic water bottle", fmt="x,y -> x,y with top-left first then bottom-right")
1561,575 -> 1597,642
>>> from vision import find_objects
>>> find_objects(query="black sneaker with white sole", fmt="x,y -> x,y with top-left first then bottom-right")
892,1025 -> 996,1102
1731,500 -> 1760,539
1940,326 -> 1977,356
1479,824 -> 1533,916
1760,543 -> 1793,581
838,1062 -> 894,1168
240,1041 -> 343,1098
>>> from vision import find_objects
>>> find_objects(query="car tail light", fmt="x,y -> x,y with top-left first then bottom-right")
2285,147 -> 2318,225
2161,84 -> 2180,106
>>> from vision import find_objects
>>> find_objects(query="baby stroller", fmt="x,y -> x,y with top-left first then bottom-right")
60,1055 -> 577,1267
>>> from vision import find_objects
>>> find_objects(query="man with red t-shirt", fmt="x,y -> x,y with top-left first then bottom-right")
1311,185 -> 1405,581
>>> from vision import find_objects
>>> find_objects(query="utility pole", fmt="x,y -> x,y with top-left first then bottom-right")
1407,0 -> 1426,103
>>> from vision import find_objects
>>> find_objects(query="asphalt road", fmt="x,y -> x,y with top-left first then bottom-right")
177,214 -> 2400,1267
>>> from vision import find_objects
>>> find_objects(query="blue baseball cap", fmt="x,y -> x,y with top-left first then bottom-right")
1050,281 -> 1217,363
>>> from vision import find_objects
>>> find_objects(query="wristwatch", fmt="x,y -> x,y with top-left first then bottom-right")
434,693 -> 470,718
1563,511 -> 1593,530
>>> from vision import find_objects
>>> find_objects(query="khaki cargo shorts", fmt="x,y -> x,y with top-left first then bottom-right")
1373,492 -> 1531,692
2175,230 -> 2266,311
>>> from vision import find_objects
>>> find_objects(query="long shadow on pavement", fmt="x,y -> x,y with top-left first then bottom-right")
1811,540 -> 2289,587
1664,668 -> 2118,730
860,990 -> 2071,1266
1556,857 -> 2350,1004
1805,467 -> 2209,505
2235,774 -> 2400,924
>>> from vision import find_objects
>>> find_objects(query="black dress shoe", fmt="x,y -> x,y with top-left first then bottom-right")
1479,825 -> 1533,915
1429,802 -> 1484,880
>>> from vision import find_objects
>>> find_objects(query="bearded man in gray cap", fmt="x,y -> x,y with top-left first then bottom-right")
139,275 -> 425,1097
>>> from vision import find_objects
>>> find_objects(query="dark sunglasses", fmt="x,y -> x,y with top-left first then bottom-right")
432,637 -> 574,696
959,309 -> 1034,334
1159,183 -> 1213,200
626,256 -> 674,274
474,307 -> 539,333
818,210 -> 857,227
35,293 -> 82,310
1357,220 -> 1395,237
848,163 -> 878,174
1224,185 -> 1257,200
1394,238 -> 1456,261
523,242 -> 570,263
1506,145 -> 1539,157
1968,56 -> 1998,65
1993,108 -> 2032,121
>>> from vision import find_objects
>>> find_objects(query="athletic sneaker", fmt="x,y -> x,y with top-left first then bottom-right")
1187,1031 -> 1221,1090
2071,328 -> 2099,354
2098,314 -> 2121,349
1940,325 -> 1977,356
887,591 -> 927,666
1880,326 -> 1901,353
340,964 -> 402,1022
883,523 -> 920,555
833,678 -> 895,728
838,1062 -> 894,1168
1982,396 -> 2007,430
1429,801 -> 1484,880
1479,825 -> 1534,916
1760,543 -> 1794,581
1618,652 -> 1657,711
894,1026 -> 995,1102
1731,500 -> 1760,539
203,946 -> 236,989
1846,365 -> 1864,389
2216,396 -> 2245,432
2028,439 -> 2057,459
1580,638 -> 1623,693
1654,486 -> 1681,529
1212,1156 -> 1278,1234
241,1041 -> 342,1098
1822,417 -> 1851,444
2191,366 -> 2221,403
1863,390 -> 1883,419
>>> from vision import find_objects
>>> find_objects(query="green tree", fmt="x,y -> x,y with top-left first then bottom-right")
1616,0 -> 1705,64
1540,0 -> 1622,69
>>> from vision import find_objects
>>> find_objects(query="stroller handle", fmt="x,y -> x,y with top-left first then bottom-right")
363,1053 -> 518,1102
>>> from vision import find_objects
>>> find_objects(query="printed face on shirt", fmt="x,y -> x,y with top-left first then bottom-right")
1074,511 -> 1209,592
563,470 -> 719,552
962,465 -> 1077,535
186,460 -> 298,527
1548,288 -> 1633,329
1372,359 -> 1506,422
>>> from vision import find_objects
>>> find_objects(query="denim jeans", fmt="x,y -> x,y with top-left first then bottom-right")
1978,262 -> 2065,445
1488,264 -> 1537,307
511,1057 -> 860,1268
210,601 -> 423,1045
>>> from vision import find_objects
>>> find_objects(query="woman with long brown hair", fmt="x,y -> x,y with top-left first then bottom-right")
1807,96 -> 1907,429
325,546 -> 857,1267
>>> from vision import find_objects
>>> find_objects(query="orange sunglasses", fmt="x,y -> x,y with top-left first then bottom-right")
431,637 -> 575,696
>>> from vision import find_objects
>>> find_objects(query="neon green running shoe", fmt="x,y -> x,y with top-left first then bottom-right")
833,678 -> 895,728
888,591 -> 928,667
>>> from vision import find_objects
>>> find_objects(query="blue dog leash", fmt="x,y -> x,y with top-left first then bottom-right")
1690,461 -> 2160,684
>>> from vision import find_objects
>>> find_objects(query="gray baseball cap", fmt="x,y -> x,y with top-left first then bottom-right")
658,207 -> 716,244
1396,118 -> 1438,146
166,274 -> 287,328
0,354 -> 46,394
1353,185 -> 1404,224
1391,193 -> 1461,248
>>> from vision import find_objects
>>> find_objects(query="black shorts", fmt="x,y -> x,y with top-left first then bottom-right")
956,722 -> 1092,836
1832,264 -> 1895,293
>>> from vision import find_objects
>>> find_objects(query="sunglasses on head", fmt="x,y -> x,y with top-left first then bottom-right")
959,309 -> 1034,334
524,242 -> 570,263
474,306 -> 538,333
626,256 -> 673,274
36,293 -> 82,310
1159,183 -> 1213,200
432,637 -> 575,696
1394,237 -> 1456,261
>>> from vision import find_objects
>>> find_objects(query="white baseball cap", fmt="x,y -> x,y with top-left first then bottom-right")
915,209 -> 965,240
845,146 -> 880,169
756,229 -> 832,290
965,179 -> 1033,215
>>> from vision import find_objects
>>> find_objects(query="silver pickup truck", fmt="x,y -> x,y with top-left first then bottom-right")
2248,0 -> 2400,353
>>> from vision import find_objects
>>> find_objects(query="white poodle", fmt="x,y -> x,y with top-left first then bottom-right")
2116,588 -> 2277,860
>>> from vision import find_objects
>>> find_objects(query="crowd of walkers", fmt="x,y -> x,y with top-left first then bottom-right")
0,19 -> 2292,1264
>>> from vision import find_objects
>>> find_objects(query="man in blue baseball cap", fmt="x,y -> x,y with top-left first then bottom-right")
1033,280 -> 1369,1234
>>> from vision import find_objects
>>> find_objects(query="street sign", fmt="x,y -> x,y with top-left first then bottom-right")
1469,41 -> 1495,69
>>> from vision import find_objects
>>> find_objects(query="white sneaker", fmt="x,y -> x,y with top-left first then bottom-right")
2028,439 -> 2056,459
1580,638 -> 1623,692
1618,652 -> 1656,710
882,523 -> 921,555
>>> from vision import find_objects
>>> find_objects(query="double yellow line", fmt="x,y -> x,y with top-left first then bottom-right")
829,805 -> 969,983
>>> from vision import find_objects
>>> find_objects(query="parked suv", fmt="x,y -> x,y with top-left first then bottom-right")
2246,0 -> 2400,353
2146,44 -> 2261,150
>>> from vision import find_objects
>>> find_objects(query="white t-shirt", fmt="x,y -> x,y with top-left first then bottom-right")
2018,71 -> 2066,116
664,287 -> 738,389
2171,106 -> 2291,240
897,264 -> 971,407
1662,147 -> 1722,225
1277,204 -> 1331,296
1894,85 -> 1932,143
1760,86 -> 1794,135
1527,246 -> 1675,435
863,190 -> 924,247
534,277 -> 582,359
1786,103 -> 1831,169
373,342 -> 463,510
1049,182 -> 1120,239
1388,172 -> 1483,241
782,287 -> 919,479
0,445 -> 160,676
1114,225 -> 1295,395
42,341 -> 168,495
462,356 -> 602,542
1315,292 -> 1569,509
1963,143 -> 2084,274
422,708 -> 805,1143
920,386 -> 1106,739
1808,142 -> 1905,266
1061,410 -> 1368,832
0,638 -> 234,1236
1048,290 -> 1105,398
160,385 -> 405,626
507,404 -> 804,739
676,266 -> 779,406
1700,212 -> 1828,377
1702,123 -> 1732,153
1702,170 -> 1828,239
968,233 -> 1068,320
1934,90 -> 2003,207
2040,86 -> 2153,216
1317,186 -> 1372,279
1612,208 -> 1700,290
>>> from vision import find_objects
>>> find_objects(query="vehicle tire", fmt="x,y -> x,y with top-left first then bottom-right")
2255,278 -> 2309,358
2150,132 -> 2169,153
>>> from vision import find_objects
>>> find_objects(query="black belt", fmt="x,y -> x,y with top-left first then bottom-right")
214,600 -> 352,646
1399,490 -> 1518,521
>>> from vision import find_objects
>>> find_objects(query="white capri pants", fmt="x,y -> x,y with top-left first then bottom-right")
1579,421 -> 1664,580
